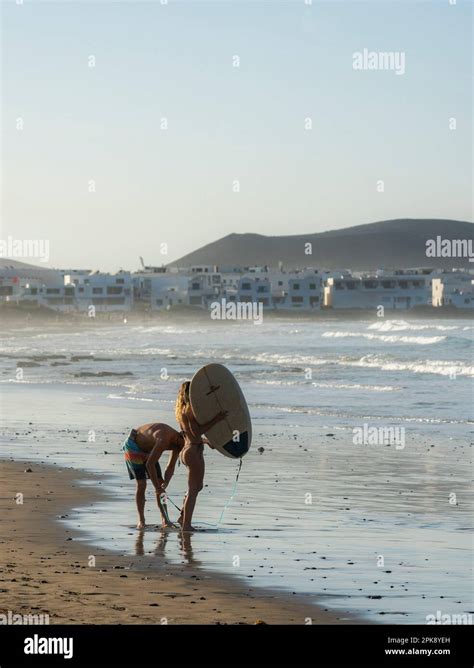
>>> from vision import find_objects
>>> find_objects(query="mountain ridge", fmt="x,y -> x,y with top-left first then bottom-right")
169,219 -> 474,270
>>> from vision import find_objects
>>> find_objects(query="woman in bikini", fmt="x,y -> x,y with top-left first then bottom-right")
175,381 -> 227,532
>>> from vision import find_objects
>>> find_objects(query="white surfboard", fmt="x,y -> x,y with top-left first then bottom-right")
189,364 -> 252,459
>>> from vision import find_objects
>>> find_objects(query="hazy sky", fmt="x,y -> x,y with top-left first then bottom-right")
2,0 -> 472,271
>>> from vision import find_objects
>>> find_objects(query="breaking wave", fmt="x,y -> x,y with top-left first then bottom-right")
322,331 -> 446,345
367,320 -> 459,332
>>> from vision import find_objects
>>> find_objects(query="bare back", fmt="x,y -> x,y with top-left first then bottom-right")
134,422 -> 182,453
178,406 -> 205,446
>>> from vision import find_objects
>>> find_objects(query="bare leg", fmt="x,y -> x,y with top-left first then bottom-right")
177,493 -> 188,526
136,479 -> 147,529
156,493 -> 173,528
182,490 -> 199,531
181,449 -> 204,531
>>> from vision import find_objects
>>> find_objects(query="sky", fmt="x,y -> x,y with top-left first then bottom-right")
1,0 -> 472,271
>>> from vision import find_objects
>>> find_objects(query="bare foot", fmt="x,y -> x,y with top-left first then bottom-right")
137,520 -> 146,530
181,525 -> 198,532
161,520 -> 175,529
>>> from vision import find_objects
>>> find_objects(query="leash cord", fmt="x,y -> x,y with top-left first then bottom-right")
162,458 -> 243,528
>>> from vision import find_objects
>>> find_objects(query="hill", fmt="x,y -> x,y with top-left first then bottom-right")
169,219 -> 474,270
0,258 -> 63,283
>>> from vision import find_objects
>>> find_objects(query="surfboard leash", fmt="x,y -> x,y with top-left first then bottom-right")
162,457 -> 243,528
159,497 -> 173,526
214,457 -> 243,526
164,494 -> 182,515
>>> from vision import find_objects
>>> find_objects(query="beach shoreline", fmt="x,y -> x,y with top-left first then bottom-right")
0,459 -> 354,625
1,303 -> 473,326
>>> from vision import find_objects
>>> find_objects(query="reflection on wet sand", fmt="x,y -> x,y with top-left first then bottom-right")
179,530 -> 201,566
134,527 -> 202,567
135,530 -> 145,556
135,527 -> 172,557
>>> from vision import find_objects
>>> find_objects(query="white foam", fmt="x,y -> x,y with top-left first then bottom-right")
322,331 -> 446,345
367,320 -> 459,332
348,355 -> 474,377
311,382 -> 400,392
107,393 -> 154,402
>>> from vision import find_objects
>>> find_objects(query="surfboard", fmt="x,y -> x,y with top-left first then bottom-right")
189,363 -> 252,459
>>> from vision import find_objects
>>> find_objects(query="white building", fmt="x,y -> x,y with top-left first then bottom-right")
18,278 -> 76,313
64,271 -> 133,312
59,269 -> 92,279
150,275 -> 189,310
324,269 -> 434,310
190,265 -> 218,274
133,268 -> 170,303
236,275 -> 272,307
219,272 -> 243,292
432,270 -> 474,308
0,276 -> 22,302
258,267 -> 333,310
266,270 -> 299,308
261,268 -> 336,310
224,266 -> 301,308
448,290 -> 474,309
188,272 -> 221,308
283,274 -> 324,309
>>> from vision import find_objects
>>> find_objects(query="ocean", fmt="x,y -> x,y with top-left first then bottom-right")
1,315 -> 472,623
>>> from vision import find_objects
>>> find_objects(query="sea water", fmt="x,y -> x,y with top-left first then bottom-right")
0,316 -> 472,623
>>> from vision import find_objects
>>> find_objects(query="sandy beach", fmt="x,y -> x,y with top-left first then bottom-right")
0,459 -> 349,625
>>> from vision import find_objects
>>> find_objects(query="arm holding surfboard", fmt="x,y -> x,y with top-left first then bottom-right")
190,409 -> 229,439
181,403 -> 228,443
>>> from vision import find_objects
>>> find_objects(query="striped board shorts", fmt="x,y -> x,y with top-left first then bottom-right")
122,435 -> 163,481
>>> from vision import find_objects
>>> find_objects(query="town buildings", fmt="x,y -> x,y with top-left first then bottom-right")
1,262 -> 472,313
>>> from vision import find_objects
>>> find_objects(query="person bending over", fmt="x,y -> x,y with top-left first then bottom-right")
122,422 -> 184,529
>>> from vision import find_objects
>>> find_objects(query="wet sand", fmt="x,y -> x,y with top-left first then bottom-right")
1,378 -> 472,623
0,459 -> 351,625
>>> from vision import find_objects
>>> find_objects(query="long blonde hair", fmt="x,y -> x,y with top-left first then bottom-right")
175,381 -> 190,426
